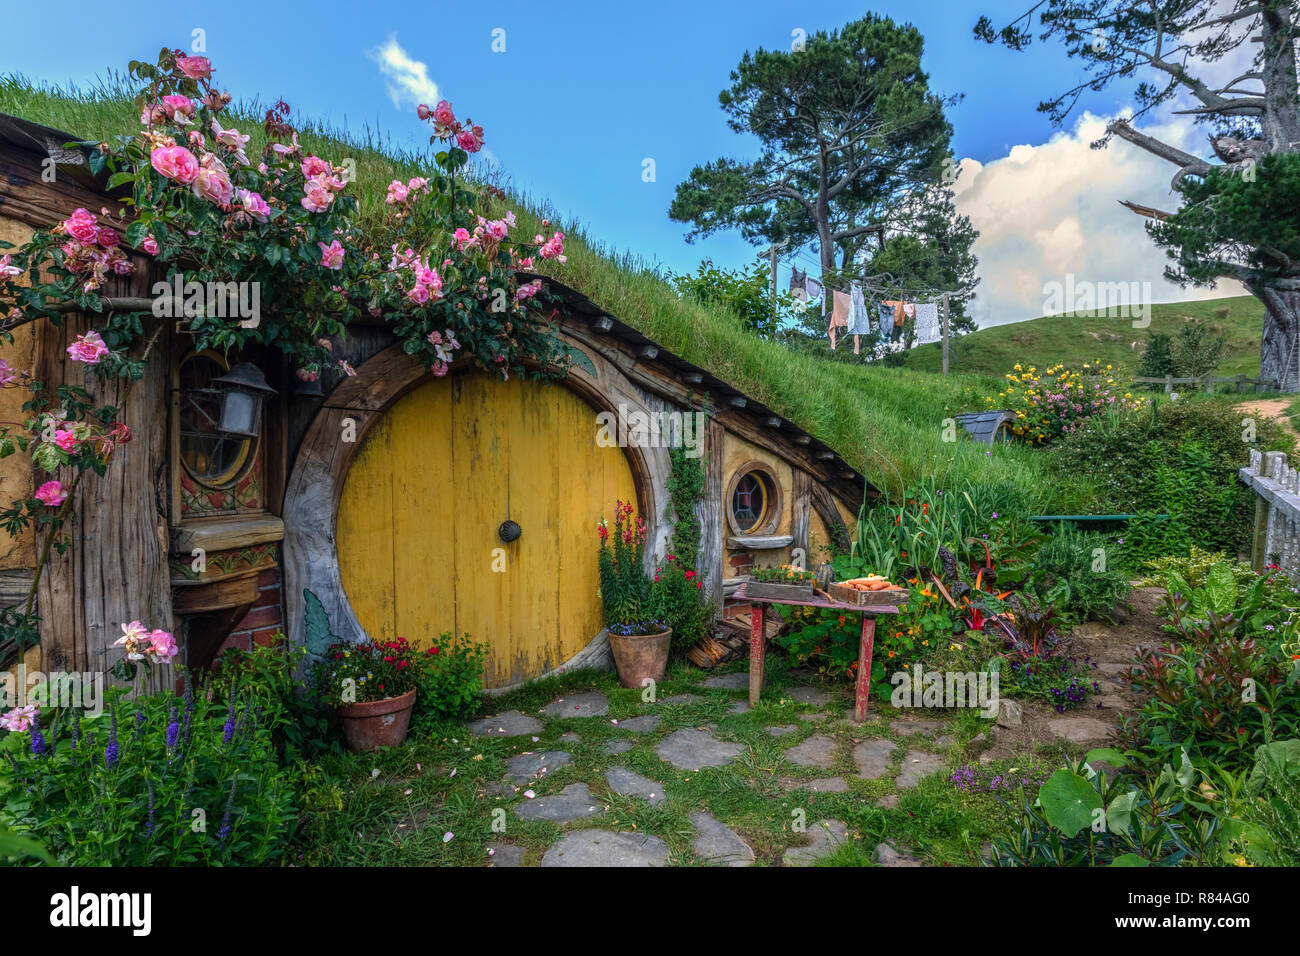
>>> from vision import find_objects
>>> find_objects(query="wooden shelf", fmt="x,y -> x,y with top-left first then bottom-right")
726,534 -> 794,551
170,513 -> 285,554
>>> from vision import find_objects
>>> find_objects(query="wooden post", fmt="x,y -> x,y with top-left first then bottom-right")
1204,374 -> 1213,394
1165,374 -> 1173,394
1237,374 -> 1247,394
1253,451 -> 1285,571
853,614 -> 876,722
748,604 -> 766,707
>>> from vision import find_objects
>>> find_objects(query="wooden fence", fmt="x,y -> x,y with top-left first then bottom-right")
1239,449 -> 1300,578
1135,374 -> 1277,394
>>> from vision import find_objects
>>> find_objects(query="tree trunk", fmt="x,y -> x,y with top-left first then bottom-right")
1257,285 -> 1300,392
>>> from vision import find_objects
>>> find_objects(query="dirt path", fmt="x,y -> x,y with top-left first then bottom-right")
1236,397 -> 1299,439
981,587 -> 1166,761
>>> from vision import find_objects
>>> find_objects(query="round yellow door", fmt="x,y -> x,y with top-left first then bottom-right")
336,370 -> 638,688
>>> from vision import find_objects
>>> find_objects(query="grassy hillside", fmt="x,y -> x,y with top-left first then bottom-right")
906,295 -> 1266,379
0,73 -> 1093,509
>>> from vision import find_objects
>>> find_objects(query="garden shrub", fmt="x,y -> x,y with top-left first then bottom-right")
990,362 -> 1144,444
1054,398 -> 1293,559
0,682 -> 299,866
411,633 -> 490,727
1030,525 -> 1131,623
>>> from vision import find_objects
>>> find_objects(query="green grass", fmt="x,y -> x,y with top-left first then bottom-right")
291,658 -> 1023,867
907,296 -> 1266,379
0,71 -> 1073,504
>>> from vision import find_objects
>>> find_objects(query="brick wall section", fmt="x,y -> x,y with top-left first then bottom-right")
215,566 -> 285,657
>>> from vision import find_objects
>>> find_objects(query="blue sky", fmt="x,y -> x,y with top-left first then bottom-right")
0,0 -> 1234,326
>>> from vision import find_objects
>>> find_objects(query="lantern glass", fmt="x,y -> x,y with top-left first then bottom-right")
218,388 -> 261,438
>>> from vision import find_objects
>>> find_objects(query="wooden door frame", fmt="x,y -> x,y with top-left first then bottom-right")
280,336 -> 666,674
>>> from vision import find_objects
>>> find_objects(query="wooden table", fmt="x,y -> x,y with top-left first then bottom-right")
733,583 -> 901,722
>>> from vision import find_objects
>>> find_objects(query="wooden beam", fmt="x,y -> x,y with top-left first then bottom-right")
727,396 -> 747,408
591,316 -> 614,332
638,345 -> 659,360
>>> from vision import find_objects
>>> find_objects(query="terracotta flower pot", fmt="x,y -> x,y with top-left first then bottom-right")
607,627 -> 672,689
337,688 -> 417,752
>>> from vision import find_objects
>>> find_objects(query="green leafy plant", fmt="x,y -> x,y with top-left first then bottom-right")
0,683 -> 298,866
1030,525 -> 1131,624
990,753 -> 1222,867
315,637 -> 421,707
412,632 -> 490,726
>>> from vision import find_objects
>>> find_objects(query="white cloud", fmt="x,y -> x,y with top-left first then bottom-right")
954,110 -> 1245,328
370,35 -> 439,111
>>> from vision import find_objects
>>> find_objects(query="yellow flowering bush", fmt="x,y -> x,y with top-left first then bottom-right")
987,362 -> 1145,444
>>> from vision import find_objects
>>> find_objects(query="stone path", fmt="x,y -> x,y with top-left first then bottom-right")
657,728 -> 743,771
783,819 -> 848,866
458,665 -> 1128,867
690,813 -> 754,866
542,830 -> 669,867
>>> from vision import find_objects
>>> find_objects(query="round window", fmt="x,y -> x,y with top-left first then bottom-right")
728,466 -> 779,535
178,351 -> 256,489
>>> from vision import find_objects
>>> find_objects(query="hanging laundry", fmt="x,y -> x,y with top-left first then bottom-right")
805,274 -> 823,300
882,300 -> 907,328
913,302 -> 939,336
789,268 -> 808,302
848,281 -> 872,355
878,302 -> 894,337
829,289 -> 851,350
904,303 -> 916,320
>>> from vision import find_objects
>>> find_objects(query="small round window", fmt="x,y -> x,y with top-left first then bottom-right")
178,351 -> 255,489
729,467 -> 780,535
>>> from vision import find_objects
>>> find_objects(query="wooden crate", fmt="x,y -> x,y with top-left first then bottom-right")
747,580 -> 815,601
827,582 -> 909,607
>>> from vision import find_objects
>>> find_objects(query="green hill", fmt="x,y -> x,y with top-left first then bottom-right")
906,295 -> 1266,379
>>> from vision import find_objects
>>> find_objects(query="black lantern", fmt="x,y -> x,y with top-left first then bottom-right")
211,363 -> 276,438
498,520 -> 522,543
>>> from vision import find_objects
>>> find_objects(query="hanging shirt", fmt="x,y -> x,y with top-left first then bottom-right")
829,289 -> 850,350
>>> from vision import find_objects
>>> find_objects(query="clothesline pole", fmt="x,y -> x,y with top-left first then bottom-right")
941,291 -> 951,377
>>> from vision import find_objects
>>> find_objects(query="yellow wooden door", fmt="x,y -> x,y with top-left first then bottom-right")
337,371 -> 638,688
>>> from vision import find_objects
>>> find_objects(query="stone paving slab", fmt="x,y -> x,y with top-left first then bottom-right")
875,840 -> 924,867
703,673 -> 750,690
657,694 -> 701,706
890,718 -> 945,734
765,725 -> 797,737
603,739 -> 634,756
541,692 -> 610,719
486,843 -> 525,866
690,812 -> 754,866
504,750 -> 571,783
895,749 -> 944,790
783,819 -> 848,866
784,734 -> 838,769
606,767 -> 666,806
1047,716 -> 1113,743
514,783 -> 602,823
657,728 -> 744,770
558,732 -> 581,744
728,701 -> 752,715
541,829 -> 669,867
468,711 -> 544,737
787,686 -> 833,706
617,715 -> 661,733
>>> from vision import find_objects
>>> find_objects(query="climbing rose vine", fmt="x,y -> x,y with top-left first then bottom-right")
0,46 -> 572,645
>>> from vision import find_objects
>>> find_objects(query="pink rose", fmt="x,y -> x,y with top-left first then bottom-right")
53,428 -> 79,452
0,358 -> 17,385
433,100 -> 456,128
453,227 -> 474,250
192,166 -> 234,206
0,254 -> 21,278
385,180 -> 410,205
67,330 -> 110,364
301,156 -> 331,179
141,236 -> 160,256
407,284 -> 430,305
35,480 -> 66,507
318,240 -> 345,270
97,227 -> 120,248
175,55 -> 211,79
301,179 -> 334,213
417,104 -> 431,120
456,129 -> 482,153
235,189 -> 272,223
160,94 -> 196,124
63,208 -> 100,244
150,145 -> 200,184
147,629 -> 178,661
407,176 -> 428,192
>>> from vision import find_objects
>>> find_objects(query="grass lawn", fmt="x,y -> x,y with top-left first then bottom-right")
292,656 -> 1073,867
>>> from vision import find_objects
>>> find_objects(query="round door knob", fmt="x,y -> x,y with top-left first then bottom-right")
498,520 -> 522,543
